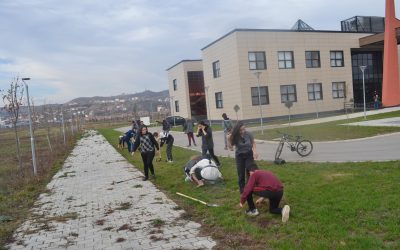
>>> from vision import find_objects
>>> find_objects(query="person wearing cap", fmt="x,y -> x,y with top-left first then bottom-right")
239,163 -> 290,222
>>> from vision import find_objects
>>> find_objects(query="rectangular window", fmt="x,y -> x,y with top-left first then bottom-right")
278,51 -> 294,69
280,84 -> 297,103
173,79 -> 177,91
248,51 -> 266,70
330,51 -> 344,67
307,83 -> 323,100
332,82 -> 346,98
215,92 -> 223,108
175,100 -> 179,112
251,86 -> 269,105
212,61 -> 220,78
305,51 -> 321,68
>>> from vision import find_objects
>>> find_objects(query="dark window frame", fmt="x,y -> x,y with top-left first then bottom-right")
330,50 -> 344,67
307,83 -> 323,100
305,51 -> 321,68
332,82 -> 346,99
173,79 -> 177,91
280,84 -> 297,103
212,60 -> 221,78
251,86 -> 269,105
248,51 -> 267,70
175,100 -> 179,112
278,51 -> 295,69
215,92 -> 223,109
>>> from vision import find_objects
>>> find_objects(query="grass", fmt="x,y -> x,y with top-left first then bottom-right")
0,125 -> 80,248
253,110 -> 400,141
100,127 -> 400,249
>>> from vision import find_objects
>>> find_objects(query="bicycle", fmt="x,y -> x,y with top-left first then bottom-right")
275,133 -> 313,160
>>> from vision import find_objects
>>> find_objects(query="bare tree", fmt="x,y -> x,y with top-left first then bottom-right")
1,77 -> 24,172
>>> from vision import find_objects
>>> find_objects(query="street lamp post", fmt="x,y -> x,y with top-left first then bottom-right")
359,66 -> 367,120
61,107 -> 66,145
205,86 -> 212,126
170,96 -> 176,126
253,72 -> 264,135
21,78 -> 37,176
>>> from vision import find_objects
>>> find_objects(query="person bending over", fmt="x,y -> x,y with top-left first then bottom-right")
239,163 -> 290,222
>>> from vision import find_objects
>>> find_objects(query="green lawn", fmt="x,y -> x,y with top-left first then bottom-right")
100,128 -> 400,249
253,111 -> 400,141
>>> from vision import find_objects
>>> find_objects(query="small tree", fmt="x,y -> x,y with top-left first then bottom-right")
285,101 -> 293,126
1,77 -> 24,172
233,104 -> 240,121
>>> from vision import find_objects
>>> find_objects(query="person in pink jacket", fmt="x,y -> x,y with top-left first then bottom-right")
239,163 -> 290,223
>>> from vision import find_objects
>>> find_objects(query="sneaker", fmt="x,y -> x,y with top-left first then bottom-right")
245,209 -> 259,216
282,205 -> 290,223
151,174 -> 156,179
142,177 -> 148,181
167,160 -> 173,163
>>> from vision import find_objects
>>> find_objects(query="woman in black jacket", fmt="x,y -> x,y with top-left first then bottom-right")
132,125 -> 160,181
196,121 -> 220,166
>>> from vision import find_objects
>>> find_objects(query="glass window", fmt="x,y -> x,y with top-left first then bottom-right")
251,86 -> 269,105
278,51 -> 294,69
212,61 -> 220,78
173,79 -> 177,91
215,92 -> 223,108
280,85 -> 297,103
332,82 -> 346,98
175,100 -> 179,112
307,83 -> 323,100
248,52 -> 266,70
305,51 -> 321,68
330,51 -> 344,67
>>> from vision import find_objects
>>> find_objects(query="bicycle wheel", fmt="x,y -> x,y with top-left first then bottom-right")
296,140 -> 313,157
275,141 -> 284,160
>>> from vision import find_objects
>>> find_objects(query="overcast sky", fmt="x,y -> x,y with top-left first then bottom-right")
0,0 -> 391,104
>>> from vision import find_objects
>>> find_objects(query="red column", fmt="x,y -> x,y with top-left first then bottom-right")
382,0 -> 400,107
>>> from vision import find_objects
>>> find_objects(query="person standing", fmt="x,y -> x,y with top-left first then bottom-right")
183,118 -> 196,147
221,113 -> 233,150
196,121 -> 220,166
228,122 -> 258,194
162,119 -> 171,133
373,92 -> 380,109
239,163 -> 290,222
132,125 -> 159,181
159,131 -> 174,162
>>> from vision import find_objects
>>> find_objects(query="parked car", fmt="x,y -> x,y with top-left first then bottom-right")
166,116 -> 186,126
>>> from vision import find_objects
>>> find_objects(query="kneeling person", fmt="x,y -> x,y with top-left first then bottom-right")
239,163 -> 290,222
186,157 -> 223,187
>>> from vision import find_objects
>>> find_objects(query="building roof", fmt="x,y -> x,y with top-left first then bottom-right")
201,28 -> 375,51
166,59 -> 202,71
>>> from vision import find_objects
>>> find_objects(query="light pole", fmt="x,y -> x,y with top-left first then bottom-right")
359,66 -> 367,120
253,72 -> 264,134
61,107 -> 66,145
169,96 -> 176,126
21,78 -> 37,176
312,79 -> 319,119
205,86 -> 212,126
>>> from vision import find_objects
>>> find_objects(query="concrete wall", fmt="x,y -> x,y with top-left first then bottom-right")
202,30 -> 369,120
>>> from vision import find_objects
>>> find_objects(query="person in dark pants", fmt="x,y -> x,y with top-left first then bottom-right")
183,118 -> 196,147
239,163 -> 290,222
228,122 -> 258,193
160,131 -> 174,163
132,126 -> 159,181
196,121 -> 220,166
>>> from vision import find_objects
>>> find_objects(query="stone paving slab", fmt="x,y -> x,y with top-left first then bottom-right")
6,130 -> 216,250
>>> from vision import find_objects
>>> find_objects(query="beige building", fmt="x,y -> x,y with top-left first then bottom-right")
167,17 -> 385,122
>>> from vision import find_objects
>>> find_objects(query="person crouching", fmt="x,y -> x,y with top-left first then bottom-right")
239,163 -> 290,223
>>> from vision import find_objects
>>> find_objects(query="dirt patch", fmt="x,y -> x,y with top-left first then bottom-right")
115,202 -> 131,210
95,219 -> 105,226
116,237 -> 126,243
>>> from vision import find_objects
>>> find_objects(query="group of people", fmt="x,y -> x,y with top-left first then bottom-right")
124,114 -> 291,222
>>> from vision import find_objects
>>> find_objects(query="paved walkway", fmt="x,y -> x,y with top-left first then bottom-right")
7,130 -> 216,250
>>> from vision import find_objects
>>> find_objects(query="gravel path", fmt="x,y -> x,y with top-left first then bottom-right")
7,130 -> 216,250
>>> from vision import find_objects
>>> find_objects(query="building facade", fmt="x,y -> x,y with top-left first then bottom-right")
167,18 -> 388,122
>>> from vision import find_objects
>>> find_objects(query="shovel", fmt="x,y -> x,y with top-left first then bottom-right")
176,192 -> 219,207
